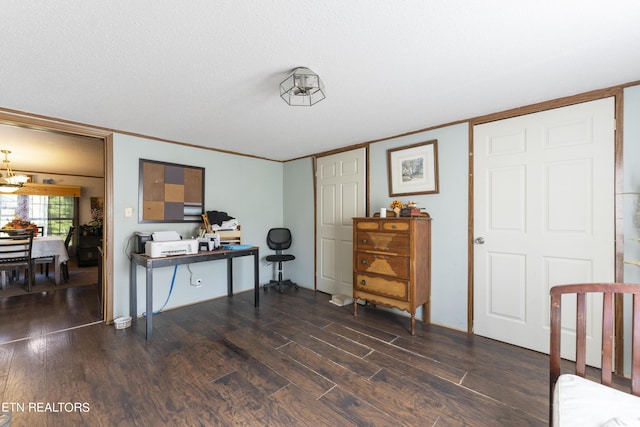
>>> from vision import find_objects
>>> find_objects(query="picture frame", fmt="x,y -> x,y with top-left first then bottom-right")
387,140 -> 439,196
139,158 -> 205,223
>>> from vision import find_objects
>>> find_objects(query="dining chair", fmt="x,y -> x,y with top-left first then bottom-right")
0,228 -> 35,292
34,226 -> 75,281
549,283 -> 640,426
61,225 -> 75,281
34,235 -> 55,278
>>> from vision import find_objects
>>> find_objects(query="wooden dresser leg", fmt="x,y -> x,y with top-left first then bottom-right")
411,315 -> 416,336
353,300 -> 358,317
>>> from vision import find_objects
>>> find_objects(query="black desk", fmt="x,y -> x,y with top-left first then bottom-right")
130,246 -> 259,340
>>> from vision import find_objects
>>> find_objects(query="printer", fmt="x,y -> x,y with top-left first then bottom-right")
144,231 -> 198,258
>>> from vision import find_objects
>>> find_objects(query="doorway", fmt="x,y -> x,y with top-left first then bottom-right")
0,111 -> 113,333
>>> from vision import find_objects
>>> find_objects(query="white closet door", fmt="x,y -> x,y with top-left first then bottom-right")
473,98 -> 615,366
316,148 -> 366,296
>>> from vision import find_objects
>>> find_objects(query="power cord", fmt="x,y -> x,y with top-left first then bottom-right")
124,234 -> 134,261
142,265 -> 178,316
186,264 -> 202,287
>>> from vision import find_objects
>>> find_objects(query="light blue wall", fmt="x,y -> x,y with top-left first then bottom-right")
112,133 -> 283,318
369,123 -> 470,330
282,157 -> 315,288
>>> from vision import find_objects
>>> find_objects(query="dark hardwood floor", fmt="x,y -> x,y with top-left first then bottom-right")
0,286 -> 550,426
0,258 -> 99,299
0,259 -> 102,344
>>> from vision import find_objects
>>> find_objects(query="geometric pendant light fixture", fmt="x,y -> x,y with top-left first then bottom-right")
279,67 -> 326,106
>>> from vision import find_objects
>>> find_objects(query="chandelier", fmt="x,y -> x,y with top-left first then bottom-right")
0,150 -> 29,193
279,67 -> 326,106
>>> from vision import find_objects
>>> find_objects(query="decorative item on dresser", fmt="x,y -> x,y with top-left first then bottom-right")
352,214 -> 431,335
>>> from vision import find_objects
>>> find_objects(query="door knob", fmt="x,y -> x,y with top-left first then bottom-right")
474,237 -> 485,244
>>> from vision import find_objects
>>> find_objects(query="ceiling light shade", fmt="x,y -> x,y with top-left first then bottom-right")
0,150 -> 28,193
280,67 -> 326,106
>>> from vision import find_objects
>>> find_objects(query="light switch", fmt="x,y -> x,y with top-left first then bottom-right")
125,207 -> 133,218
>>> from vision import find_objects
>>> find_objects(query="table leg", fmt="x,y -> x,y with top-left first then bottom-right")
254,250 -> 259,307
129,259 -> 137,322
146,267 -> 153,340
1,271 -> 6,290
227,258 -> 233,297
53,255 -> 61,285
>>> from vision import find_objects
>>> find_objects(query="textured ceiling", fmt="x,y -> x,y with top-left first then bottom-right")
1,1 -> 640,164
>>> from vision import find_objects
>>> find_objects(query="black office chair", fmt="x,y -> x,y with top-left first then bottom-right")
263,228 -> 297,293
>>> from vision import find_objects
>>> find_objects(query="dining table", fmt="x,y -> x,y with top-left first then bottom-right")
0,235 -> 70,290
32,236 -> 70,285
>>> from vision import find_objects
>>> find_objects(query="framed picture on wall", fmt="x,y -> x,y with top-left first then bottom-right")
387,140 -> 439,196
139,159 -> 205,223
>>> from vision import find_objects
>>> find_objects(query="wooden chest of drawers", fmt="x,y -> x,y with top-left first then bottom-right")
352,216 -> 431,335
78,235 -> 102,267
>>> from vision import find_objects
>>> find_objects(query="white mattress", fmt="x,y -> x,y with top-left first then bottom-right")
553,374 -> 640,427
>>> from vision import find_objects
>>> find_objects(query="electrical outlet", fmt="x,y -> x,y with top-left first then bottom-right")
195,278 -> 203,286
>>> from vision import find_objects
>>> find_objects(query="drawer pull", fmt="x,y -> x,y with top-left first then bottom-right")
361,239 -> 368,244
391,224 -> 397,229
361,259 -> 368,265
360,279 -> 366,285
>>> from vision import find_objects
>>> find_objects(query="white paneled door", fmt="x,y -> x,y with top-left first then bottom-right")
316,148 -> 366,296
473,98 -> 615,366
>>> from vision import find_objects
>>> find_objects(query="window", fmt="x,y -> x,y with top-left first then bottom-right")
0,194 -> 75,237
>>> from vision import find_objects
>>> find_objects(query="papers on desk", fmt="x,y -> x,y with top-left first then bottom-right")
223,244 -> 253,250
210,218 -> 239,231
